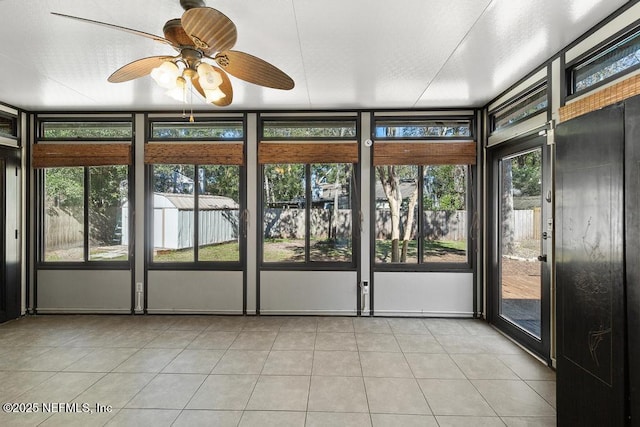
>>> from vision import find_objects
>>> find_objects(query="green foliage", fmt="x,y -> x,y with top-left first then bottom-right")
263,164 -> 305,204
202,165 -> 240,201
42,122 -> 132,139
151,122 -> 243,139
422,165 -> 466,211
262,121 -> 356,138
510,151 -> 541,196
45,167 -> 84,216
89,166 -> 128,245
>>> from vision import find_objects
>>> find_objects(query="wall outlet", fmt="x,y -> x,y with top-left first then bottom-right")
361,281 -> 369,295
136,282 -> 143,292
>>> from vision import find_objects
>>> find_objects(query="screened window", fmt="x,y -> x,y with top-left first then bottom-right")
375,120 -> 472,139
40,121 -> 132,140
262,120 -> 357,139
571,28 -> 640,94
490,84 -> 548,132
263,163 -> 353,264
43,166 -> 129,263
375,165 -> 469,267
151,164 -> 241,263
150,121 -> 243,140
0,114 -> 17,138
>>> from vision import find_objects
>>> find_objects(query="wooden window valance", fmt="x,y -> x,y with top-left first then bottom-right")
145,143 -> 244,165
32,143 -> 131,168
372,141 -> 476,166
258,142 -> 358,164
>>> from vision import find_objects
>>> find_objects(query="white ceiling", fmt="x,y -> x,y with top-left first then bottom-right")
0,0 -> 629,112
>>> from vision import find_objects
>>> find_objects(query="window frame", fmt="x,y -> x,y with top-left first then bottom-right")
258,116 -> 360,271
259,162 -> 359,271
488,82 -> 548,134
566,23 -> 640,99
37,118 -> 133,141
146,162 -> 245,270
145,116 -> 247,271
371,115 -> 475,273
372,164 -> 473,272
37,165 -> 132,268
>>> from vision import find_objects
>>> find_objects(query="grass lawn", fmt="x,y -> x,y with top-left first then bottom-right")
376,239 -> 466,262
154,241 -> 240,262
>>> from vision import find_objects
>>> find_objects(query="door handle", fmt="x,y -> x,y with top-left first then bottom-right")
537,255 -> 547,262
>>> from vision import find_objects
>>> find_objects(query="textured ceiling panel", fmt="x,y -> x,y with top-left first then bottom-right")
416,0 -> 629,108
0,0 -> 631,111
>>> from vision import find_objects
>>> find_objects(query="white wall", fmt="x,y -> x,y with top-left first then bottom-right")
147,270 -> 243,314
260,271 -> 358,315
373,272 -> 474,317
37,270 -> 131,313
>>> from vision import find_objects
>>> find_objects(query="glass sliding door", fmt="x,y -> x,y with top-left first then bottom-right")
489,135 -> 550,359
499,148 -> 542,337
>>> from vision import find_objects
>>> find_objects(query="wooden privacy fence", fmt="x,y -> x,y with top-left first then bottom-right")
44,207 -> 83,249
508,208 -> 541,241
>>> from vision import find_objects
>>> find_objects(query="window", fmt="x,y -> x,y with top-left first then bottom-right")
262,120 -> 357,139
0,114 -> 17,139
375,120 -> 471,139
490,84 -> 548,132
569,27 -> 640,95
259,116 -> 358,267
151,164 -> 241,263
262,163 -> 353,264
375,165 -> 468,266
40,121 -> 132,140
150,121 -> 243,140
43,166 -> 129,263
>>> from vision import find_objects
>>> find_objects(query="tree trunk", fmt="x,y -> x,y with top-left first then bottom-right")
378,166 -> 402,262
501,161 -> 515,255
401,182 -> 419,262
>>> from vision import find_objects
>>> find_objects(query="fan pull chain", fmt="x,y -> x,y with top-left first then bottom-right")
189,85 -> 195,122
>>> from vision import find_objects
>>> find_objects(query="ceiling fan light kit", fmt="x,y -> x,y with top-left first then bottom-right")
52,0 -> 294,111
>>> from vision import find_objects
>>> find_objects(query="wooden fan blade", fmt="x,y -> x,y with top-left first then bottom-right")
192,66 -> 234,107
181,7 -> 237,55
51,12 -> 173,46
108,56 -> 175,83
214,50 -> 294,90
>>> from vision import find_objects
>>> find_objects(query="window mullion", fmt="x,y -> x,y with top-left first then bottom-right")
84,167 -> 90,262
417,166 -> 424,264
194,164 -> 200,262
305,164 -> 311,263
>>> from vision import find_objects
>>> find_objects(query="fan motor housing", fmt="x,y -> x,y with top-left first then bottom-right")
180,0 -> 205,10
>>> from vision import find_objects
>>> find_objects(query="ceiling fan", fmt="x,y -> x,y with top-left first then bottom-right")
52,0 -> 295,107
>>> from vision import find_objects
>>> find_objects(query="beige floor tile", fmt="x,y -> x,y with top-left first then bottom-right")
112,348 -> 181,373
353,318 -> 392,334
405,353 -> 465,379
0,371 -> 56,401
525,380 -> 556,408
187,374 -> 258,410
472,380 -> 556,417
74,372 -> 155,409
229,331 -> 277,350
306,412 -> 372,427
364,377 -> 431,415
238,410 -> 305,427
316,317 -> 354,333
172,409 -> 242,427
315,332 -> 357,351
308,376 -> 368,412
262,350 -> 313,375
161,349 -> 225,374
39,409 -> 117,426
356,333 -> 400,352
371,413 -> 439,427
18,347 -> 94,371
105,408 -> 180,426
436,415 -> 507,426
272,332 -> 317,350
16,372 -> 105,403
418,378 -> 496,416
388,318 -> 430,335
451,354 -> 520,380
313,350 -> 362,376
64,347 -> 138,373
125,373 -> 206,409
279,316 -> 319,332
187,331 -> 239,350
246,375 -> 310,411
204,317 -> 246,332
144,330 -> 200,349
395,334 -> 446,353
360,351 -> 413,378
501,416 -> 557,426
167,316 -> 215,332
211,350 -> 268,374
498,354 -> 556,381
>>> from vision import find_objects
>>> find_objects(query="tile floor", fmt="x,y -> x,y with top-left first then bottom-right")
0,315 -> 556,426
